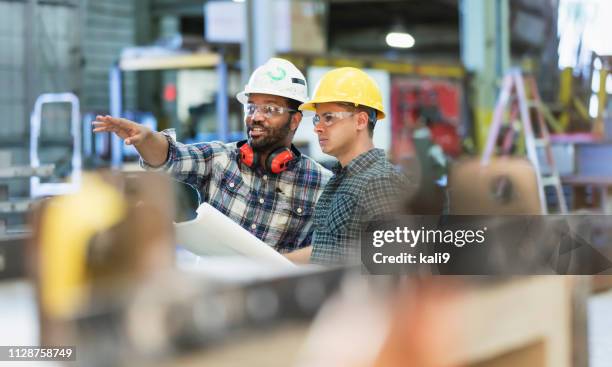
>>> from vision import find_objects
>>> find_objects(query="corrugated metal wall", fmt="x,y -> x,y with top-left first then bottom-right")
0,1 -> 26,154
0,0 -> 138,200
0,0 -> 138,162
36,2 -> 81,142
0,1 -> 82,169
82,0 -> 137,113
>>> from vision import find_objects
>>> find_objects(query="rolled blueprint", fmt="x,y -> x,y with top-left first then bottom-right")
175,203 -> 294,267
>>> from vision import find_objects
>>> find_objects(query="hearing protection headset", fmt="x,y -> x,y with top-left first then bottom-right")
238,140 -> 298,174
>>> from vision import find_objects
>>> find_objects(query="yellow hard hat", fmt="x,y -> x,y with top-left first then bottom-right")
299,67 -> 385,120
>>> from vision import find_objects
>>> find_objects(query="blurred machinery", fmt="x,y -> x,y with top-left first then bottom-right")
449,157 -> 541,215
591,55 -> 611,138
30,171 -> 175,346
0,93 -> 80,280
390,77 -> 466,214
391,77 -> 464,162
30,93 -> 82,198
553,55 -> 612,213
18,167 -> 597,367
33,270 -> 587,367
555,67 -> 592,133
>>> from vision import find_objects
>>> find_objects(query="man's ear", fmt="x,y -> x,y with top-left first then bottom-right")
355,111 -> 369,132
290,112 -> 302,132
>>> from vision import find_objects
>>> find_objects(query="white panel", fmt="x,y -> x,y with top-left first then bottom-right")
204,2 -> 245,43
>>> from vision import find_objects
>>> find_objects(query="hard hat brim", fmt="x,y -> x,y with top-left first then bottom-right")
236,89 -> 308,105
299,98 -> 385,120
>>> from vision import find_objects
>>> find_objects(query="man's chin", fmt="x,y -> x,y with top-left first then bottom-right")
250,138 -> 273,150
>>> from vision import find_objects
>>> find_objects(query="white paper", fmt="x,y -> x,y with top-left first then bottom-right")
174,203 -> 294,267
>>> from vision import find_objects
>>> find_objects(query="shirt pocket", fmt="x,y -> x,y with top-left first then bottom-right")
272,196 -> 314,233
213,169 -> 250,205
325,193 -> 358,233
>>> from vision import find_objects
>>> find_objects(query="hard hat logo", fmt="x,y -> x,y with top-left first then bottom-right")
237,58 -> 308,104
266,67 -> 286,81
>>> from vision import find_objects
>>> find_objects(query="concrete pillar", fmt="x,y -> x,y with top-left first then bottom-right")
460,0 -> 510,151
242,0 -> 276,80
134,0 -> 155,113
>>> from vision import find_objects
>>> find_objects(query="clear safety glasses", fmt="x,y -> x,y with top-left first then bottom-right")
244,103 -> 296,119
312,111 -> 355,127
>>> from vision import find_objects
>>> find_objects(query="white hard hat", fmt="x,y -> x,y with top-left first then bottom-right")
236,58 -> 308,104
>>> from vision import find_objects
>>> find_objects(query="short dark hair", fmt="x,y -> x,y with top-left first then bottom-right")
338,102 -> 377,136
286,98 -> 302,114
367,119 -> 376,136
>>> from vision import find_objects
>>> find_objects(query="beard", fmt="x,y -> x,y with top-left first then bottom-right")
248,116 -> 292,151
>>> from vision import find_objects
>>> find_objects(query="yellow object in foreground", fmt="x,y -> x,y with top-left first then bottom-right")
39,174 -> 126,318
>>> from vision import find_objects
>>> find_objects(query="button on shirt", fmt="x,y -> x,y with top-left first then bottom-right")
142,130 -> 332,252
310,148 -> 408,265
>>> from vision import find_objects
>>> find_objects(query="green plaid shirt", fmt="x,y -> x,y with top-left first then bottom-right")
310,148 -> 407,265
142,130 -> 331,252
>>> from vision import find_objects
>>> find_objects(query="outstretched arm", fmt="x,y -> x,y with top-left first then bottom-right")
92,115 -> 169,167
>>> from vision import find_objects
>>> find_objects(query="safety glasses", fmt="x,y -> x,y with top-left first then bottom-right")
244,103 -> 296,119
312,111 -> 355,127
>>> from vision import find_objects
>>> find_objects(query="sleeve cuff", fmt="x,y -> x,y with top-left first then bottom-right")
139,129 -> 176,171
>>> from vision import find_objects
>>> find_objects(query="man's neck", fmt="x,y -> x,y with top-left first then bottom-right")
337,139 -> 374,167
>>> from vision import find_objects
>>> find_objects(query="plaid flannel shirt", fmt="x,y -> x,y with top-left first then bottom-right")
310,148 -> 408,265
142,130 -> 332,252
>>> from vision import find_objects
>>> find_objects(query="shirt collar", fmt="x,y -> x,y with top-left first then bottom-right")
331,148 -> 386,176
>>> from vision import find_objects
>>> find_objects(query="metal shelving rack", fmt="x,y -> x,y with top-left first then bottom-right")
109,51 -> 235,168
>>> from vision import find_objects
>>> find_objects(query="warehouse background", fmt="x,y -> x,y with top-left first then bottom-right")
0,1 -> 611,366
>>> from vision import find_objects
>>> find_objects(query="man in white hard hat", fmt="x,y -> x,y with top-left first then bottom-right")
93,58 -> 331,253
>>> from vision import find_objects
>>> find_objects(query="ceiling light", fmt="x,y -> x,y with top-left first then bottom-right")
385,32 -> 415,49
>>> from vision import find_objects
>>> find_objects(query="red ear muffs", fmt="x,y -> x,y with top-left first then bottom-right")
239,141 -> 296,174
239,143 -> 259,168
265,148 -> 296,174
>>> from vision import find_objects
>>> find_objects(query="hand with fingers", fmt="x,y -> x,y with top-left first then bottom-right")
92,115 -> 152,146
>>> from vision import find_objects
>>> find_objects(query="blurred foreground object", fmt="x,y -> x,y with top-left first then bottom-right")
296,277 -> 584,367
449,157 -> 541,215
30,171 -> 175,344
24,174 -> 588,366
48,272 -> 586,367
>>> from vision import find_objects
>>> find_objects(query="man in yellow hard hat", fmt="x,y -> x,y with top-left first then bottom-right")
285,67 -> 408,265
